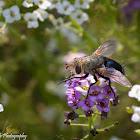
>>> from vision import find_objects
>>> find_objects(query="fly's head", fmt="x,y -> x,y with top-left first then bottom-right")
66,58 -> 83,75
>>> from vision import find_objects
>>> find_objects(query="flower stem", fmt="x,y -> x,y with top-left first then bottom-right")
70,123 -> 89,127
79,115 -> 86,118
88,116 -> 93,139
81,134 -> 89,140
97,123 -> 117,132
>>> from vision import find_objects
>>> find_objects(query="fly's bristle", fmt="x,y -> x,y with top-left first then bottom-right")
120,61 -> 125,75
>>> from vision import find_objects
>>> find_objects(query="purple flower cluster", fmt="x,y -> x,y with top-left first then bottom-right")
64,74 -> 118,118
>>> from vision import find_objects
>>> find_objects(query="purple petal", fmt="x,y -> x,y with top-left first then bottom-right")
96,99 -> 102,103
89,100 -> 94,107
78,100 -> 85,108
75,90 -> 81,100
65,89 -> 73,95
109,92 -> 114,99
89,85 -> 101,94
82,105 -> 90,111
103,86 -> 109,96
89,96 -> 97,102
103,98 -> 109,105
67,95 -> 75,101
63,80 -> 70,87
69,80 -> 78,88
112,87 -> 117,93
97,92 -> 104,100
94,86 -> 101,92
103,106 -> 110,112
96,105 -> 103,112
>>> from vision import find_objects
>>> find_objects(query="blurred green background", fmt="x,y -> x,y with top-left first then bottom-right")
0,0 -> 140,140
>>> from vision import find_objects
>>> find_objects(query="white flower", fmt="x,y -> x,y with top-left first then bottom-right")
131,106 -> 140,123
57,1 -> 75,15
0,104 -> 4,112
48,0 -> 61,9
70,9 -> 88,25
24,12 -> 39,28
52,17 -> 64,29
3,5 -> 21,23
34,0 -> 51,9
22,0 -> 34,8
75,0 -> 90,9
33,9 -> 48,22
128,84 -> 140,101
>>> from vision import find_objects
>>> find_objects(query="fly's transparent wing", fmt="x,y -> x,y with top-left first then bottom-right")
105,68 -> 132,87
93,40 -> 116,57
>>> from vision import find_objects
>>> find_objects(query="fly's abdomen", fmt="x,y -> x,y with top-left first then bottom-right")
104,57 -> 125,74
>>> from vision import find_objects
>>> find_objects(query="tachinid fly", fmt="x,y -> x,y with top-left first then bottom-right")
61,40 -> 132,95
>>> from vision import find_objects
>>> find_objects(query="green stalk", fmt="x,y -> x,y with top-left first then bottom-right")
88,116 -> 92,139
70,123 -> 89,127
79,115 -> 86,118
81,134 -> 89,140
97,123 -> 117,132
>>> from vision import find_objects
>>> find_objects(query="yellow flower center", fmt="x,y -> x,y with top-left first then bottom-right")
26,0 -> 32,4
77,14 -> 82,19
91,90 -> 99,96
52,0 -> 58,4
10,10 -> 15,17
64,6 -> 69,11
39,0 -> 43,4
82,85 -> 88,91
96,79 -> 100,85
29,18 -> 35,21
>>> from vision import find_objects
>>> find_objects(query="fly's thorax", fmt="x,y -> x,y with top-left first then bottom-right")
82,55 -> 104,74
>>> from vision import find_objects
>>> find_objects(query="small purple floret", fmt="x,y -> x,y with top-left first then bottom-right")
78,98 -> 94,111
96,98 -> 110,112
89,86 -> 104,102
103,85 -> 116,99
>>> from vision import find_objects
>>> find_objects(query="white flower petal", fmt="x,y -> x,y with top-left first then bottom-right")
38,0 -> 51,9
128,84 -> 140,100
131,113 -> 140,123
70,9 -> 88,25
3,9 -> 10,17
5,17 -> 14,23
0,104 -> 4,112
11,5 -> 20,14
27,20 -> 39,28
23,1 -> 33,8
14,14 -> 21,21
75,87 -> 87,96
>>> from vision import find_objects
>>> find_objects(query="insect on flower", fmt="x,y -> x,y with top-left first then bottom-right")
60,40 -> 132,96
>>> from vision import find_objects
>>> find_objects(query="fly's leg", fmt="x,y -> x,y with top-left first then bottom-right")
98,73 -> 116,97
58,73 -> 89,85
87,74 -> 98,98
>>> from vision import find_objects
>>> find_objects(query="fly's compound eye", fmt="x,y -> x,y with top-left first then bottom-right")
75,65 -> 81,74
